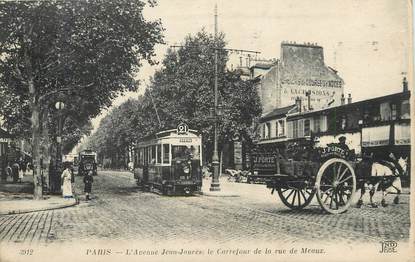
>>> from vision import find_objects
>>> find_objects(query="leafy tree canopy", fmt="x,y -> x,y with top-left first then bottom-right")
0,0 -> 164,148
86,29 -> 261,165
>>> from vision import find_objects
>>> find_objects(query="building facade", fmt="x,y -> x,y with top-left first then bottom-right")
251,42 -> 344,114
256,82 -> 411,162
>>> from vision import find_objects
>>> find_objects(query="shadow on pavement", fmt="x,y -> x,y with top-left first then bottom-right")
269,207 -> 327,216
106,186 -> 141,196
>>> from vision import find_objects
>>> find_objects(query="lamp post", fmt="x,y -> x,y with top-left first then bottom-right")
209,4 -> 221,191
51,101 -> 65,193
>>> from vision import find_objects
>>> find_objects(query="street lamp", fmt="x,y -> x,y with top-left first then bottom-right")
209,4 -> 221,192
50,100 -> 65,193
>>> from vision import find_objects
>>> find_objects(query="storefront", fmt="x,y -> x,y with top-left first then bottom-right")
0,129 -> 13,181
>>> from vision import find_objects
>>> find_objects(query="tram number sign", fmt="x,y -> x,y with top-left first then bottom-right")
177,123 -> 189,135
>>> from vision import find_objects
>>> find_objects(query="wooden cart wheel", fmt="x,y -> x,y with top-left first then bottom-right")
315,158 -> 356,214
277,187 -> 315,210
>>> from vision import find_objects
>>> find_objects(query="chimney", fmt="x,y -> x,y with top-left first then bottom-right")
403,77 -> 408,92
295,97 -> 302,113
347,94 -> 352,104
306,90 -> 312,110
341,94 -> 345,105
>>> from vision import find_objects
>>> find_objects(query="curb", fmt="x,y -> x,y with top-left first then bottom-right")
0,198 -> 78,216
201,191 -> 240,197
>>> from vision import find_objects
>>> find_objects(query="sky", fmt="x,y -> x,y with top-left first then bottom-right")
91,0 -> 412,130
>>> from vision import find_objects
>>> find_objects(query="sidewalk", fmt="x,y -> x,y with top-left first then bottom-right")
0,174 -> 78,215
201,176 -> 240,197
0,192 -> 78,215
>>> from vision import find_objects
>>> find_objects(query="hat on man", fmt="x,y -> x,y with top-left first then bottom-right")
338,136 -> 346,142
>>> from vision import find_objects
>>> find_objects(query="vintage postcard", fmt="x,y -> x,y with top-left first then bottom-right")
0,0 -> 413,261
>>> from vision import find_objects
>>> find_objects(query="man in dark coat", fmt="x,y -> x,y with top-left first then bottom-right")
83,171 -> 94,201
11,162 -> 19,183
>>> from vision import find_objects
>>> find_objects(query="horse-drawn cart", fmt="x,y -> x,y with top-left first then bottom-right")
250,141 -> 406,214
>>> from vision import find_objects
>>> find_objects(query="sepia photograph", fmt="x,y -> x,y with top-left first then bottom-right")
0,0 -> 413,261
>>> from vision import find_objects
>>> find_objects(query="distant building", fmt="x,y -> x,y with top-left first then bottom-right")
256,79 -> 411,160
251,42 -> 344,114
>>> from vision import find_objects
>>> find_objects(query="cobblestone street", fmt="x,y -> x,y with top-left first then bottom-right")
0,170 -> 410,245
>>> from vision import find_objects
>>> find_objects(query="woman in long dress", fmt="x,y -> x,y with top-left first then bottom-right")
61,165 -> 73,199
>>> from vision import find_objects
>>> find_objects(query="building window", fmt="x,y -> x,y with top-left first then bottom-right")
391,103 -> 397,120
287,121 -> 293,139
304,119 -> 310,136
277,119 -> 285,137
266,122 -> 271,138
341,116 -> 347,130
313,116 -> 320,132
293,120 -> 298,138
401,100 -> 410,119
380,102 -> 391,121
321,115 -> 328,132
298,119 -> 304,137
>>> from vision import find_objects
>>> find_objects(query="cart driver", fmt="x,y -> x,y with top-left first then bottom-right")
338,136 -> 350,152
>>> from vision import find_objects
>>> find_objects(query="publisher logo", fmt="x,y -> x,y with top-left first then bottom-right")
379,240 -> 397,253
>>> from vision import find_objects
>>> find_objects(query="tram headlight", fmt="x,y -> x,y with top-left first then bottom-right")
184,187 -> 191,195
183,165 -> 190,174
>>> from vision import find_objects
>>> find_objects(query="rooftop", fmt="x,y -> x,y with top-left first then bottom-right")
260,104 -> 296,122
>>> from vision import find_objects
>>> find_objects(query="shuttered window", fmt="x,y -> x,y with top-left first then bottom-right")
304,119 -> 310,136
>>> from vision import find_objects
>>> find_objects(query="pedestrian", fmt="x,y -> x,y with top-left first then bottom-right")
21,161 -> 26,176
12,162 -> 19,183
83,171 -> 94,201
1,162 -> 7,182
61,163 -> 73,199
18,164 -> 24,182
5,163 -> 12,181
70,164 -> 75,196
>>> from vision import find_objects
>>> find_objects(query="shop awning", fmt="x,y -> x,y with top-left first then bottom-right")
394,123 -> 410,145
362,125 -> 390,147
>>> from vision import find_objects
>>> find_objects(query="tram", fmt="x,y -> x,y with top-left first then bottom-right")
78,149 -> 98,176
133,124 -> 203,196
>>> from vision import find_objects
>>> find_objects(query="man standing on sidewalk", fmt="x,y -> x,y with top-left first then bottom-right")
12,162 -> 19,183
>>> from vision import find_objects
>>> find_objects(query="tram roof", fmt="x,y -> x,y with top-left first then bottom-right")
137,128 -> 201,142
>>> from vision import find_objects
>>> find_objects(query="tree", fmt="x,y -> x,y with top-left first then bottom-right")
86,29 -> 261,167
146,30 -> 261,160
0,0 -> 164,199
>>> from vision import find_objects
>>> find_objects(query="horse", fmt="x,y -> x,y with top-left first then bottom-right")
356,154 -> 408,208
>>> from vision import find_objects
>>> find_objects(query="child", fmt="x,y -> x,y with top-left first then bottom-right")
83,171 -> 94,201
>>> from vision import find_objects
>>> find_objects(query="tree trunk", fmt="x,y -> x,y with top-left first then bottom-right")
29,87 -> 43,200
40,110 -> 51,193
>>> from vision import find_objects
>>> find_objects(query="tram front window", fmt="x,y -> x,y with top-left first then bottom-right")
172,145 -> 200,160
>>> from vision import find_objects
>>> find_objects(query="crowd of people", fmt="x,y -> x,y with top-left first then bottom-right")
1,160 -> 32,183
1,160 -> 93,201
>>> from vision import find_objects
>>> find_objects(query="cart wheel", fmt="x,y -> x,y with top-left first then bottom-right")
277,187 -> 315,210
315,158 -> 356,214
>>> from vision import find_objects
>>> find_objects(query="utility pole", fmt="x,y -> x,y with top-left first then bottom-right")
210,4 -> 220,191
170,6 -> 260,192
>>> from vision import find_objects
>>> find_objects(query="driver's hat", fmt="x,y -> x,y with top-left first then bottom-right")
338,136 -> 346,142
